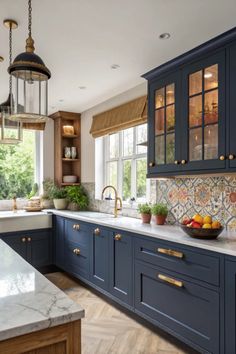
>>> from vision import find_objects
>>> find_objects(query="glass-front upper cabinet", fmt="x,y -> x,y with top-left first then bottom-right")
182,51 -> 226,171
148,72 -> 181,175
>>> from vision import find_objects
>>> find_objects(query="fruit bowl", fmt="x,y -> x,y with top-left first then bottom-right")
180,225 -> 224,240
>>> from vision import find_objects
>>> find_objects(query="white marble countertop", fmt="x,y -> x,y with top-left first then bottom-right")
0,239 -> 84,341
52,210 -> 236,257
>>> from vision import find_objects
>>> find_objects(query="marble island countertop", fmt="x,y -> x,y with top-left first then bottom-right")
0,239 -> 84,341
52,210 -> 236,257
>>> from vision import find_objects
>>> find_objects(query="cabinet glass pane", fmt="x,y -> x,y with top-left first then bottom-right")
204,64 -> 218,91
155,88 -> 165,108
155,109 -> 164,135
123,127 -> 134,156
166,83 -> 175,105
107,161 -> 117,189
204,124 -> 218,160
189,95 -> 202,127
155,135 -> 165,164
189,70 -> 202,96
166,105 -> 175,132
189,128 -> 202,161
122,159 -> 131,201
109,133 -> 119,158
204,90 -> 218,125
166,134 -> 175,164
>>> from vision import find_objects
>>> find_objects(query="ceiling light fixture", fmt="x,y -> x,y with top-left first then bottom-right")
111,64 -> 120,69
159,33 -> 171,40
0,19 -> 22,144
8,0 -> 51,125
79,86 -> 86,90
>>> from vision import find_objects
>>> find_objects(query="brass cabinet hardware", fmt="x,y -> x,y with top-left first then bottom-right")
229,154 -> 235,160
174,160 -> 179,165
73,248 -> 80,255
27,237 -> 32,242
158,274 -> 183,288
149,162 -> 155,167
73,224 -> 80,230
94,228 -> 100,235
157,248 -> 184,259
21,237 -> 26,243
219,155 -> 225,161
114,234 -> 122,241
181,160 -> 187,165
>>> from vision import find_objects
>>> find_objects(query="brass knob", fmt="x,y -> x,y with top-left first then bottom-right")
174,160 -> 179,165
73,224 -> 80,230
181,160 -> 187,165
73,248 -> 80,255
114,234 -> 122,241
219,155 -> 225,161
27,237 -> 31,242
21,237 -> 26,243
149,162 -> 155,167
94,228 -> 100,235
229,154 -> 235,160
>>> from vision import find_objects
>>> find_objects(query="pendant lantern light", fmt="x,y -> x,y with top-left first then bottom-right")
0,19 -> 23,144
8,0 -> 51,124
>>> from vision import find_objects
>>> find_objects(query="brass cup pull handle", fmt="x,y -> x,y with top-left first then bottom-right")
149,162 -> 155,167
157,248 -> 184,259
94,228 -> 100,235
21,237 -> 26,243
181,160 -> 187,165
174,160 -> 179,165
158,274 -> 183,288
229,154 -> 235,160
73,248 -> 80,255
114,234 -> 122,241
27,237 -> 32,242
219,155 -> 225,161
73,224 -> 80,230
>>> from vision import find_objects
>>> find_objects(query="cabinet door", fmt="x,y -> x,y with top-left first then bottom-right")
109,231 -> 133,305
29,230 -> 52,268
229,43 -> 236,168
54,216 -> 65,268
225,259 -> 236,353
90,226 -> 109,290
182,51 -> 226,172
2,234 -> 28,260
148,71 -> 182,175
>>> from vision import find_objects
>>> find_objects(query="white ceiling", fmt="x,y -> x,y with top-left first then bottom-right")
0,0 -> 236,113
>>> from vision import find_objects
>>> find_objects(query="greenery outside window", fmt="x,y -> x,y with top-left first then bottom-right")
105,124 -> 149,203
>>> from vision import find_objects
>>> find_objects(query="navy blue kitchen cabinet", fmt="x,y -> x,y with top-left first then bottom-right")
1,229 -> 52,267
225,258 -> 236,354
144,27 -> 236,177
109,230 -> 133,306
90,225 -> 109,290
53,215 -> 65,268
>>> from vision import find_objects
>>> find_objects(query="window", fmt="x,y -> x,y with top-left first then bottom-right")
0,130 -> 39,199
104,124 -> 149,203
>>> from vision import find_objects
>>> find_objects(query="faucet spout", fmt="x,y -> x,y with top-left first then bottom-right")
101,185 -> 122,218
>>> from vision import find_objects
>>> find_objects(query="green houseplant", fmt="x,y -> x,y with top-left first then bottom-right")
138,203 -> 152,224
40,178 -> 54,209
50,186 -> 68,210
65,185 -> 89,211
151,203 -> 168,225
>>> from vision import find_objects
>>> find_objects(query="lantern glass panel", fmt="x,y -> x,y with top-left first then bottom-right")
0,106 -> 22,144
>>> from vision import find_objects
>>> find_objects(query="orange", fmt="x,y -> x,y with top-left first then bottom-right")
212,221 -> 221,229
193,214 -> 203,225
202,223 -> 212,229
203,215 -> 212,225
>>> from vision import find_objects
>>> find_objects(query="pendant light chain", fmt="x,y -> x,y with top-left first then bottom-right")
28,0 -> 32,38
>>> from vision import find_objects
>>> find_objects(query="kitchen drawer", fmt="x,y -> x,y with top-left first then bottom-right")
135,261 -> 219,354
134,237 -> 219,286
65,219 -> 91,246
64,240 -> 89,280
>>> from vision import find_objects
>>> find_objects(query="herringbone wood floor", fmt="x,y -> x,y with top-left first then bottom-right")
46,272 -> 198,354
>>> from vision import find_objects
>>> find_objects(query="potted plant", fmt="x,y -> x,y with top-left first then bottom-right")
152,203 -> 168,225
40,179 -> 55,209
138,203 -> 152,223
50,186 -> 68,210
65,185 -> 89,211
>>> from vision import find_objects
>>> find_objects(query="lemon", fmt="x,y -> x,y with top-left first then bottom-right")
203,215 -> 212,225
202,223 -> 212,229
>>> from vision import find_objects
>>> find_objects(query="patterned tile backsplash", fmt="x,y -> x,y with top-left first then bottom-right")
83,176 -> 236,231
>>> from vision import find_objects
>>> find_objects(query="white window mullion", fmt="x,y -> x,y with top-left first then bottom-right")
118,131 -> 123,198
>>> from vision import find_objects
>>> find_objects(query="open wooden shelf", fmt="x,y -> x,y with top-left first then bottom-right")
62,158 -> 80,162
61,182 -> 80,186
62,134 -> 79,138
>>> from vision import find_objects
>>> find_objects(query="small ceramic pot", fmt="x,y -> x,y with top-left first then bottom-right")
154,214 -> 167,225
140,213 -> 151,224
67,202 -> 80,211
53,198 -> 68,210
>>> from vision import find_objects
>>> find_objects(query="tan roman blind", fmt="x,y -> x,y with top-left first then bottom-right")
90,95 -> 147,138
23,122 -> 46,131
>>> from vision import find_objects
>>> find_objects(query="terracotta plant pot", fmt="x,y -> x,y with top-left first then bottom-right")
67,202 -> 80,211
53,198 -> 68,210
141,213 -> 151,224
155,214 -> 167,225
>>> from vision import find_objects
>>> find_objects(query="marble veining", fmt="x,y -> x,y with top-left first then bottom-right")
0,240 -> 84,341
